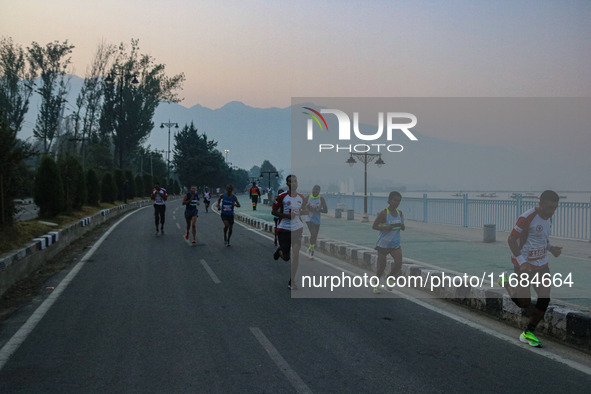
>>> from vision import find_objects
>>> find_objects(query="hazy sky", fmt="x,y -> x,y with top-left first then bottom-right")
2,0 -> 591,186
2,0 -> 590,111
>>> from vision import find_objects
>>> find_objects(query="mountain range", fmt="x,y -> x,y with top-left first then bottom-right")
17,75 -> 589,192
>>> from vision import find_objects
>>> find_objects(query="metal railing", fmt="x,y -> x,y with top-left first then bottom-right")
322,193 -> 591,241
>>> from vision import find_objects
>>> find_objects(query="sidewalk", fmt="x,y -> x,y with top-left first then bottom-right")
234,204 -> 591,351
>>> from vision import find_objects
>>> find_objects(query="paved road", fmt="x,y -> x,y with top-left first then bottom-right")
0,204 -> 590,392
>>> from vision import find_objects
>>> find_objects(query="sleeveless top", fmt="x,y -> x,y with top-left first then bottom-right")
220,193 -> 236,215
376,208 -> 404,249
306,195 -> 322,225
185,193 -> 199,211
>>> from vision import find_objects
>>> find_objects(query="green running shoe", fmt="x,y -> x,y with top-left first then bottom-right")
497,271 -> 510,287
520,331 -> 542,347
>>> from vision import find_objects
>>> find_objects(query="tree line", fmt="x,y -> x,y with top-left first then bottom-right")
0,36 -> 262,226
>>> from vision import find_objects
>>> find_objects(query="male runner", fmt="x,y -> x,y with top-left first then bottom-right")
182,186 -> 199,243
272,175 -> 305,290
203,188 -> 211,213
249,182 -> 261,210
503,190 -> 562,347
217,184 -> 241,246
151,182 -> 168,235
372,191 -> 405,294
303,185 -> 328,259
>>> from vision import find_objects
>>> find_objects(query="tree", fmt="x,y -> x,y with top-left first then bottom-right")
142,173 -> 153,196
0,37 -> 36,132
34,156 -> 64,217
124,170 -> 135,199
100,39 -> 185,169
134,174 -> 144,198
59,155 -> 86,211
0,111 -> 35,225
72,40 -> 116,162
173,122 -> 226,188
86,168 -> 100,206
100,172 -> 117,204
27,40 -> 75,154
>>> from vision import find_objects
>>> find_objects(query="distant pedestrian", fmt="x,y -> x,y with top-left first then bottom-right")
250,182 -> 261,210
502,190 -> 563,348
182,186 -> 199,243
272,175 -> 305,290
372,191 -> 405,294
217,184 -> 241,246
151,182 -> 168,235
303,185 -> 328,259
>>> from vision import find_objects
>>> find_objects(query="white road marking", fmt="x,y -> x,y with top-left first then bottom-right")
176,222 -> 181,230
250,327 -> 313,394
0,207 -> 147,371
242,223 -> 591,377
200,259 -> 221,284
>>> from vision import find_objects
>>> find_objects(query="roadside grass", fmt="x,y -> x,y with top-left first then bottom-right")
0,201 -> 136,256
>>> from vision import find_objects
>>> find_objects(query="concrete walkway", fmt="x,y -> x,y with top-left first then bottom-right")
237,204 -> 591,308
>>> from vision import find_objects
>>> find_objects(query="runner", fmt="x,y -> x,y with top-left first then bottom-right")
249,181 -> 261,210
371,191 -> 405,294
151,182 -> 168,235
182,185 -> 199,244
303,185 -> 328,259
273,188 -> 285,246
203,188 -> 211,213
272,175 -> 305,290
502,190 -> 563,348
216,184 -> 241,246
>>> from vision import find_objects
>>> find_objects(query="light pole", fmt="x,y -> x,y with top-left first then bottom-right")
346,153 -> 385,222
224,149 -> 229,162
259,171 -> 279,191
105,69 -> 139,169
160,120 -> 178,186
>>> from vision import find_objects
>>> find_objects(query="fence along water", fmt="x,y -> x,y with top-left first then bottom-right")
322,193 -> 591,241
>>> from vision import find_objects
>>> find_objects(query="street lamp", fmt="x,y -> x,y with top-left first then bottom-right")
224,149 -> 229,162
160,120 -> 178,186
259,171 -> 279,190
346,153 -> 385,222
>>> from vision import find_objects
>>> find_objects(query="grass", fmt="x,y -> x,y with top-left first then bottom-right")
0,200 -> 139,256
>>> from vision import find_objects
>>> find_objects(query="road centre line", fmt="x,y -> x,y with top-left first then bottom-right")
200,259 -> 221,284
249,327 -> 313,394
0,207 -> 148,372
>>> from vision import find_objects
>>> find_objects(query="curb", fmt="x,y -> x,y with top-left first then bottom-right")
0,200 -> 151,297
234,212 -> 591,352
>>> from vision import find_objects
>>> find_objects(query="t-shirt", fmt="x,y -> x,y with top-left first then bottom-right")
273,192 -> 305,232
152,188 -> 167,205
510,207 -> 552,268
376,208 -> 404,249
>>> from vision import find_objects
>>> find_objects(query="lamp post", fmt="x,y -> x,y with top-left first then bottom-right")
259,171 -> 279,191
346,153 -> 385,222
224,149 -> 230,162
160,120 -> 178,186
105,69 -> 139,169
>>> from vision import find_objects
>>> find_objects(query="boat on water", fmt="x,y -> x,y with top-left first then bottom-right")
509,192 -> 567,199
477,192 -> 497,198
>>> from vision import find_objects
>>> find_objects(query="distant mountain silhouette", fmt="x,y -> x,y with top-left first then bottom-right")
17,75 -> 587,191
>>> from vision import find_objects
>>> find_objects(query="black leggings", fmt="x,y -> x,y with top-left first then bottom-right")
154,204 -> 166,227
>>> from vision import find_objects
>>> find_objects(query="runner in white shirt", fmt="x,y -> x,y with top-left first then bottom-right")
503,190 -> 563,348
272,175 -> 306,290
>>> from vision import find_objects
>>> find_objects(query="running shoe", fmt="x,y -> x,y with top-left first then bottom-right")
273,248 -> 281,260
192,238 -> 196,244
155,230 -> 159,236
185,232 -> 189,240
288,280 -> 298,290
160,228 -> 164,235
520,331 -> 542,347
497,271 -> 510,287
373,285 -> 381,294
226,240 -> 231,247
307,244 -> 314,259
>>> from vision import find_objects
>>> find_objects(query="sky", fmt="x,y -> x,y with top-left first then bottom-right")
2,0 -> 591,189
